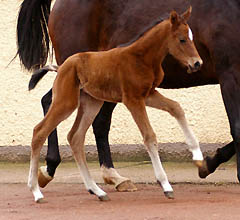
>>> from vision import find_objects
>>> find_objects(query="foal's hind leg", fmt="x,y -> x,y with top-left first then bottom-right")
38,89 -> 61,188
123,98 -> 173,199
67,92 -> 109,201
145,90 -> 203,166
28,71 -> 79,202
29,102 -> 77,202
92,102 -> 136,192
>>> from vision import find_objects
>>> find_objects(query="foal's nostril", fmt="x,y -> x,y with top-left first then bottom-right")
194,61 -> 201,69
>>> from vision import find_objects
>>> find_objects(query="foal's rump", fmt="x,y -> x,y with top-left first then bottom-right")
28,51 -> 123,103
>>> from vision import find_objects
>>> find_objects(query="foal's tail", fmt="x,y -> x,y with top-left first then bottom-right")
28,65 -> 58,91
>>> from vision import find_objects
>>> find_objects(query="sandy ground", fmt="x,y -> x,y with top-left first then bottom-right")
0,161 -> 239,220
2,183 -> 240,220
0,0 -> 233,148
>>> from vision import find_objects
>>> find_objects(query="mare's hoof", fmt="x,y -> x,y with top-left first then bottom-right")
164,191 -> 174,199
194,160 -> 203,168
98,194 -> 110,201
38,166 -> 53,188
116,180 -> 137,192
198,160 -> 210,179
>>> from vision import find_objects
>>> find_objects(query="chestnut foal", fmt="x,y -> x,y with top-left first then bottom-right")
28,7 -> 203,202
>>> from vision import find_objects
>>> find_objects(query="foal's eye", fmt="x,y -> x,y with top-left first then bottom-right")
180,39 -> 186,43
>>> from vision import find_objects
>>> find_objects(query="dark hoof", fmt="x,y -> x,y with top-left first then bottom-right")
98,194 -> 110,201
164,191 -> 174,199
116,180 -> 137,192
198,159 -> 210,179
36,198 -> 47,204
88,189 -> 95,195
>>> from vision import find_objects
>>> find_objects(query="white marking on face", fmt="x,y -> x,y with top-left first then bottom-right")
188,27 -> 193,41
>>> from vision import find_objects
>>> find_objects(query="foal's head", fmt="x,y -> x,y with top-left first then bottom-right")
167,7 -> 202,73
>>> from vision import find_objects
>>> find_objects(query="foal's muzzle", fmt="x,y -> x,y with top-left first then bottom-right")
187,59 -> 203,73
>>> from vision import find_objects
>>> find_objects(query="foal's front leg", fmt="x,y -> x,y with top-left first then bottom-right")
145,90 -> 203,166
67,92 -> 109,201
124,98 -> 174,199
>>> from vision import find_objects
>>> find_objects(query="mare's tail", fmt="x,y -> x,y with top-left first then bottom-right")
28,65 -> 58,91
16,0 -> 52,71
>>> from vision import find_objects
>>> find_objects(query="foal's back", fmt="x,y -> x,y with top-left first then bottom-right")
65,47 -> 154,103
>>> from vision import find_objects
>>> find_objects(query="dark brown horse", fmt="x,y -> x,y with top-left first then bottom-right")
27,8 -> 203,202
17,0 -> 240,189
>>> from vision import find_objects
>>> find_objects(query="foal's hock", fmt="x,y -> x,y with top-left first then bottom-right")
28,7 -> 203,203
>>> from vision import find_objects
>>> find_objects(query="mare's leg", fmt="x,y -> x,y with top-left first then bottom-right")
67,92 -> 109,201
92,102 -> 137,191
218,70 -> 240,181
38,89 -> 61,188
199,67 -> 240,179
92,102 -> 116,168
123,98 -> 173,199
198,36 -> 240,179
145,90 -> 203,166
28,68 -> 79,202
199,141 -> 235,178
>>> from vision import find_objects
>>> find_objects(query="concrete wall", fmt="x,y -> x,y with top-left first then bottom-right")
0,0 -> 232,149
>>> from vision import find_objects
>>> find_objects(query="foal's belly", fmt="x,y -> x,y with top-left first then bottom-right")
83,81 -> 122,103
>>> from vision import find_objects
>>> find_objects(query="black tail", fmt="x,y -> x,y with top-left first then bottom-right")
29,65 -> 58,91
16,0 -> 52,71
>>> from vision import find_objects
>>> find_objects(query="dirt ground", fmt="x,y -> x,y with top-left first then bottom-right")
1,183 -> 240,220
0,162 -> 239,220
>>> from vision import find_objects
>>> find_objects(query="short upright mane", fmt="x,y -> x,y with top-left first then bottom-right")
118,14 -> 169,48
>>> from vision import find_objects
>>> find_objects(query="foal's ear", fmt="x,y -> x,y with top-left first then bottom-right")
170,10 -> 180,28
181,6 -> 192,22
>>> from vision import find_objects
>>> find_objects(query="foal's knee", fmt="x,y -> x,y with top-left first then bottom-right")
67,126 -> 79,147
143,132 -> 157,148
169,101 -> 185,119
67,131 -> 74,146
32,124 -> 46,151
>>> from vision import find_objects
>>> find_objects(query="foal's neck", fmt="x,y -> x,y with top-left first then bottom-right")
127,20 -> 170,66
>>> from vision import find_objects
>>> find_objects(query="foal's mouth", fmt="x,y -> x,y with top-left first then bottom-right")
187,65 -> 198,73
187,60 -> 202,74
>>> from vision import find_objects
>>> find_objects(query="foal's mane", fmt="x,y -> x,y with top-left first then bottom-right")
118,13 -> 169,48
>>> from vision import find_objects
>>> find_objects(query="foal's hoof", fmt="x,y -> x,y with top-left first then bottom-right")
194,160 -> 203,168
36,198 -> 47,204
164,191 -> 174,199
98,194 -> 110,201
116,180 -> 137,192
198,160 -> 210,179
38,166 -> 53,188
